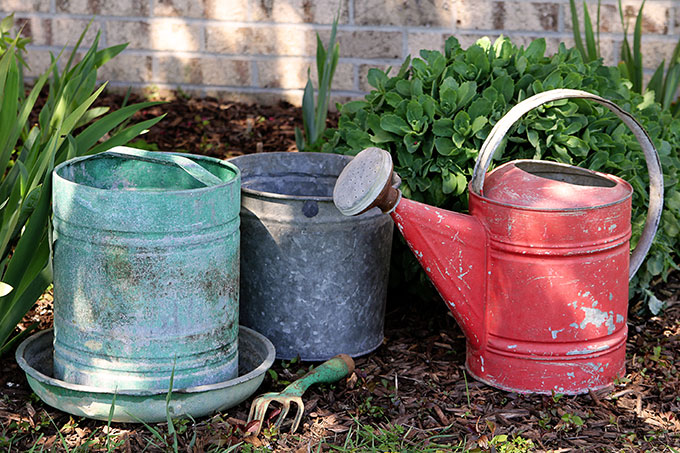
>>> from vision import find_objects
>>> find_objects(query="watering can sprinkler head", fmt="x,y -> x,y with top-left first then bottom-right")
333,147 -> 401,216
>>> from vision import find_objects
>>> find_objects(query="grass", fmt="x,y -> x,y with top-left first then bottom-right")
327,419 -> 466,452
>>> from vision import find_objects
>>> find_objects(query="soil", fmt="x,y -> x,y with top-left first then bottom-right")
1,93 -> 679,452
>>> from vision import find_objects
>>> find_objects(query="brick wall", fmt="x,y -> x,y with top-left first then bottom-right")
1,0 -> 678,105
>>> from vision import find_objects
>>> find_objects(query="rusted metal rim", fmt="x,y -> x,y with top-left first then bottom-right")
469,89 -> 664,280
16,327 -> 275,397
54,150 -> 240,195
470,159 -> 633,212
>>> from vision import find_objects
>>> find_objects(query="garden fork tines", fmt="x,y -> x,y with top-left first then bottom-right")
247,354 -> 355,436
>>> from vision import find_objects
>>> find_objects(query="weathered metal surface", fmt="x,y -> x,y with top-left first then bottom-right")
229,152 -> 395,361
52,147 -> 241,391
333,89 -> 663,394
15,327 -> 275,423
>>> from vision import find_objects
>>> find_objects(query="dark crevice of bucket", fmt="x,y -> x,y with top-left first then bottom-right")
515,161 -> 616,188
241,173 -> 337,197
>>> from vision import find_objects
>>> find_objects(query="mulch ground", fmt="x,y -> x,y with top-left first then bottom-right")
1,93 -> 679,452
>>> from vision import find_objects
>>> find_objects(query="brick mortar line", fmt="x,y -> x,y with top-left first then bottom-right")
151,51 -> 159,86
0,11 -> 450,30
198,23 -> 205,52
104,80 -> 365,95
353,64 -> 359,91
23,37 -> 680,63
669,6 -> 676,34
23,45 -> 405,64
251,60 -> 259,86
558,0 -> 565,33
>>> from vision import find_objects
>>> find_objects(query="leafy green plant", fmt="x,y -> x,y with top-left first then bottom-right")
323,36 -> 680,306
489,434 -> 535,453
569,0 -> 601,64
570,0 -> 680,115
295,14 -> 339,152
559,412 -> 585,431
0,15 -> 164,355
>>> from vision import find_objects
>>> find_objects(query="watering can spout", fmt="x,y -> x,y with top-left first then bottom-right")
391,198 -> 487,349
332,147 -> 487,349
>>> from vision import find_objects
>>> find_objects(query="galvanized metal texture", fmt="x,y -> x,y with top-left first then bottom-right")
229,152 -> 396,361
469,89 -> 663,280
52,148 -> 241,391
15,327 -> 275,423
247,354 -> 354,435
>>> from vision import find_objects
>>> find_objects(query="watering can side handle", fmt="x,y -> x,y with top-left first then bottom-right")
469,89 -> 664,281
100,147 -> 223,187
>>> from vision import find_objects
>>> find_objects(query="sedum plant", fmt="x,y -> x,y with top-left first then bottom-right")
323,36 -> 680,310
0,15 -> 164,354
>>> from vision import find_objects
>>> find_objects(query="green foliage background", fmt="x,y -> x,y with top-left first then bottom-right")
0,16 -> 164,353
323,36 -> 680,305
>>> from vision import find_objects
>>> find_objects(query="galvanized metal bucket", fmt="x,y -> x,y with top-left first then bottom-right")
52,147 -> 241,391
229,152 -> 396,361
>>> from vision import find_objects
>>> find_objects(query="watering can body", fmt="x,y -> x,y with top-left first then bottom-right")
333,90 -> 664,394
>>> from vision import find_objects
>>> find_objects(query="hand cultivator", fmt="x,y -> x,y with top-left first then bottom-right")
247,354 -> 355,435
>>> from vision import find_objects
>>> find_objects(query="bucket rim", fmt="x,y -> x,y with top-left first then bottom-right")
468,159 -> 633,212
229,151 -> 400,202
470,159 -> 634,212
53,150 -> 240,194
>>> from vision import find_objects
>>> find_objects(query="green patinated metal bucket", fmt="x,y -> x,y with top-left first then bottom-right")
52,147 -> 241,391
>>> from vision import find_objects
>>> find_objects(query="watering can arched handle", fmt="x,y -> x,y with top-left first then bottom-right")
469,89 -> 664,281
101,147 -> 223,187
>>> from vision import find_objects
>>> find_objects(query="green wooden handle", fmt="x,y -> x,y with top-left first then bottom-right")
101,146 -> 223,187
281,354 -> 355,397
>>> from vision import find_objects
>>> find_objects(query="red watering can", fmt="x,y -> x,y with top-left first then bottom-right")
333,89 -> 664,394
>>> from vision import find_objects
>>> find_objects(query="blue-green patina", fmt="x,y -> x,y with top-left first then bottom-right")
52,147 -> 241,391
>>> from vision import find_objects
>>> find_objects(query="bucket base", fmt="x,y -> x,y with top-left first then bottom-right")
15,327 -> 275,423
465,331 -> 627,395
273,334 -> 384,362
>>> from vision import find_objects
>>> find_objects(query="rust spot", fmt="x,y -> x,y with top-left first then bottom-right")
102,248 -> 165,292
199,265 -> 238,301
